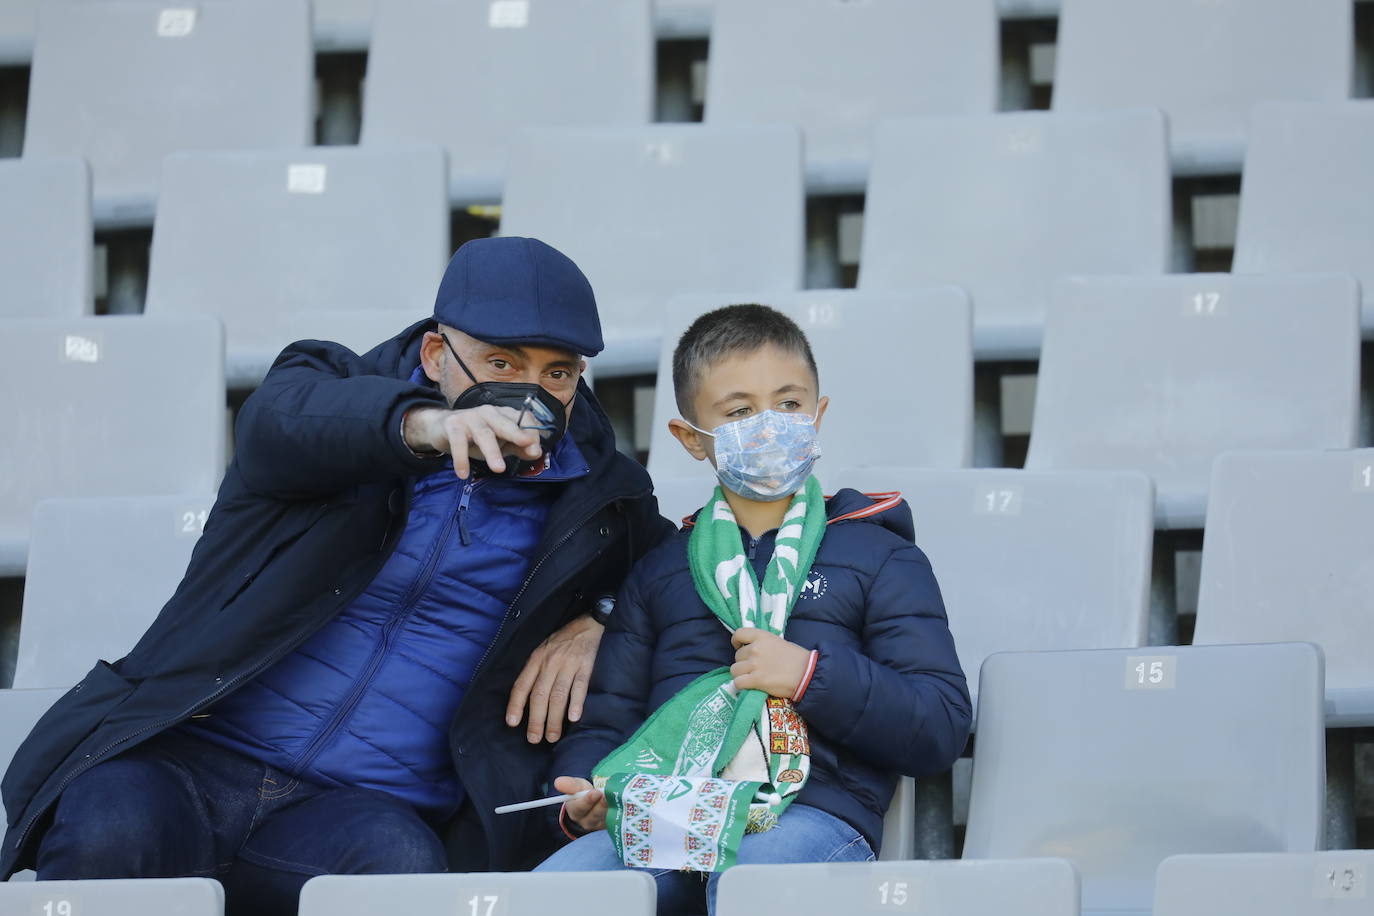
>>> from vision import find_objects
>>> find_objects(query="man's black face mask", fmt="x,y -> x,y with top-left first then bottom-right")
440,332 -> 572,453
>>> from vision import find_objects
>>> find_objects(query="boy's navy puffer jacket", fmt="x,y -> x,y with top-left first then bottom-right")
551,488 -> 973,853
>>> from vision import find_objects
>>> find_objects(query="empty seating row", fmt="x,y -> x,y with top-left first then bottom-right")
14,102 -> 1374,373
0,642 -> 1338,913
13,0 -> 1366,218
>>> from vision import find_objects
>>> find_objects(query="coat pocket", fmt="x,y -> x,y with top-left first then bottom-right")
2,660 -> 133,827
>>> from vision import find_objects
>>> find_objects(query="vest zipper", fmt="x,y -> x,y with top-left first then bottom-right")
287,482 -> 470,777
457,479 -> 477,546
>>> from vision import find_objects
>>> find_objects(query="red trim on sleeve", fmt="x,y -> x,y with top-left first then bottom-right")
559,803 -> 584,842
791,649 -> 820,703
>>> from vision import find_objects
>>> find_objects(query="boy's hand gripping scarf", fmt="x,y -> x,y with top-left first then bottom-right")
592,476 -> 826,872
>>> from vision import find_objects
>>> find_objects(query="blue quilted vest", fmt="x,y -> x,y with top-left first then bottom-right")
189,434 -> 589,817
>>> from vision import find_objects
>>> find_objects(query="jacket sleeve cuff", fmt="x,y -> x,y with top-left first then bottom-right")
559,803 -> 589,842
387,396 -> 450,472
791,649 -> 820,703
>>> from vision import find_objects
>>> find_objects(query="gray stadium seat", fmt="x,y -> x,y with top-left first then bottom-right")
23,0 -> 313,228
646,289 -> 973,487
837,468 -> 1152,712
15,495 -> 214,690
299,872 -> 655,916
1233,101 -> 1374,338
499,125 -> 805,374
655,0 -> 712,38
1155,851 -> 1374,915
1024,273 -> 1361,529
881,776 -> 916,861
963,643 -> 1325,916
704,0 -> 999,194
0,317 -> 226,575
717,858 -> 1079,916
0,878 -> 223,912
0,157 -> 92,319
144,146 -> 449,387
999,0 -> 1060,15
1193,449 -> 1374,727
0,0 -> 36,65
361,0 -> 653,204
858,109 -> 1170,359
1052,0 -> 1353,176
314,0 -> 373,51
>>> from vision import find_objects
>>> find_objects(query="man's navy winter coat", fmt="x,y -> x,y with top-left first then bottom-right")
0,319 -> 673,877
552,489 -> 973,853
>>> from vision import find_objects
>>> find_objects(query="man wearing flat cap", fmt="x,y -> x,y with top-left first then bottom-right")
1,237 -> 674,915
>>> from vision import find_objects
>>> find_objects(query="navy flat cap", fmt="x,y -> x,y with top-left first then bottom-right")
432,237 -> 603,357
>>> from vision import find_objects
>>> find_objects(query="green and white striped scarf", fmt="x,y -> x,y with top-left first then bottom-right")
593,476 -> 826,872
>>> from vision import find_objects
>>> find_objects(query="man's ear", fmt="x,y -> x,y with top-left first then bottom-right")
420,331 -> 446,384
667,418 -> 712,463
813,395 -> 830,432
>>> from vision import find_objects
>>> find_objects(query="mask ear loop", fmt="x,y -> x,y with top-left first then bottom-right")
439,331 -> 482,386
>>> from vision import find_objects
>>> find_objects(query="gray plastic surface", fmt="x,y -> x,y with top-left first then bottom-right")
1233,101 -> 1374,338
0,157 -> 92,319
1024,273 -> 1361,529
299,872 -> 655,915
1155,851 -> 1374,915
705,0 -> 998,195
717,858 -> 1079,916
881,775 -> 916,861
314,0 -> 373,51
646,289 -> 973,487
15,495 -> 215,690
1194,449 -> 1374,727
0,0 -> 37,67
362,0 -> 653,203
144,146 -> 448,388
23,0 -> 313,228
0,878 -> 224,913
499,125 -> 805,375
0,317 -> 226,575
1052,0 -> 1353,176
858,109 -> 1170,360
836,468 -> 1153,713
963,643 -> 1325,916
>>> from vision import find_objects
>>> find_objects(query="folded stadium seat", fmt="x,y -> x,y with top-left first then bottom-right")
299,872 -> 655,915
1051,0 -> 1353,177
834,468 -> 1152,714
1233,101 -> 1374,339
314,0 -> 373,52
0,317 -> 226,576
1192,449 -> 1374,727
1154,851 -> 1374,915
361,0 -> 654,205
645,289 -> 973,492
22,0 -> 313,229
143,146 -> 449,388
1024,273 -> 1361,529
14,495 -> 214,690
0,0 -> 36,65
0,878 -> 224,913
0,157 -> 92,319
704,0 -> 999,195
858,109 -> 1170,360
963,643 -> 1325,916
717,858 -> 1079,916
999,0 -> 1061,15
499,125 -> 805,375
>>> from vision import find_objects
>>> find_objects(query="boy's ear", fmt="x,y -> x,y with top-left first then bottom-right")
813,395 -> 830,432
667,418 -> 713,463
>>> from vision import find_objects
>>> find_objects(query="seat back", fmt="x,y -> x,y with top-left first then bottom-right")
500,125 -> 805,374
0,878 -> 224,914
23,0 -> 312,226
1025,273 -> 1360,528
1154,851 -> 1374,915
0,157 -> 92,319
963,643 -> 1325,915
144,146 -> 449,387
298,872 -> 655,915
1194,449 -> 1374,726
859,109 -> 1170,359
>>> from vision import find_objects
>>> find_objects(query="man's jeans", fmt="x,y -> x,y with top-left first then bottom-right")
36,729 -> 447,916
536,804 -> 875,915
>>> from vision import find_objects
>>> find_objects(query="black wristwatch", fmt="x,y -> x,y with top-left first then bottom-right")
590,595 -> 616,627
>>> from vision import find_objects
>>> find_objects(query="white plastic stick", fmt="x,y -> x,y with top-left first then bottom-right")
493,793 -> 574,815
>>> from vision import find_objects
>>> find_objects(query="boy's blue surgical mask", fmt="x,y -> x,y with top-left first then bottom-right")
686,409 -> 822,502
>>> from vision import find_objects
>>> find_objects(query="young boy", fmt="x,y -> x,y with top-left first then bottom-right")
537,305 -> 971,913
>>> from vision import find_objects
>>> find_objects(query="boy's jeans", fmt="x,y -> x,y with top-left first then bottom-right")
35,729 -> 448,916
536,803 -> 874,915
